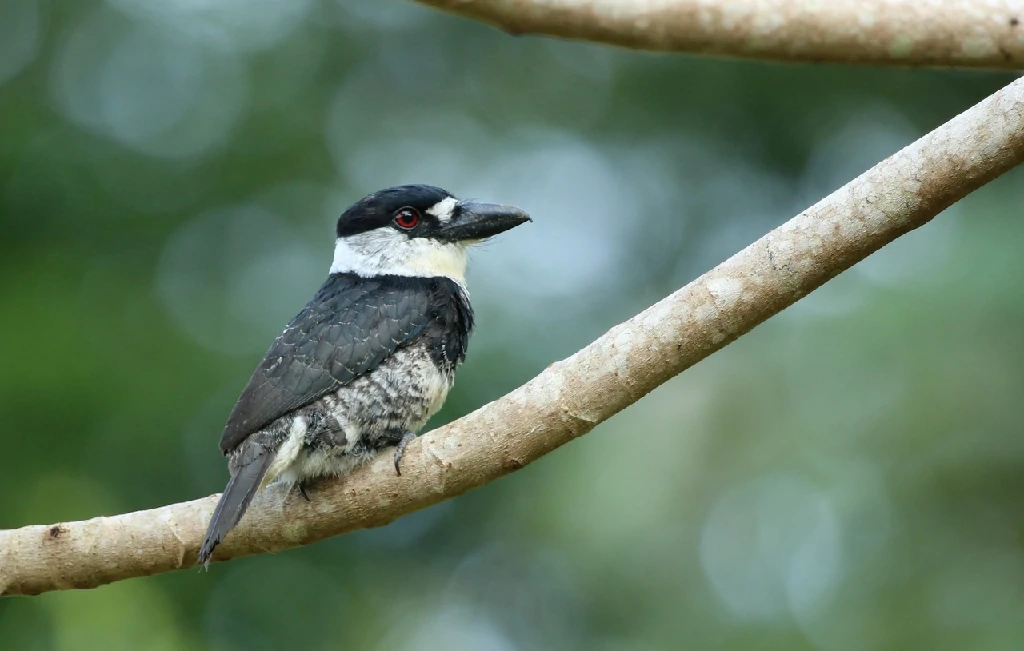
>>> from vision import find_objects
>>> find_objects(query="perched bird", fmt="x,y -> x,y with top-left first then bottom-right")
198,184 -> 530,565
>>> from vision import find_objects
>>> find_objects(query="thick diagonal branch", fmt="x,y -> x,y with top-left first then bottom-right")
2,77 -> 1023,597
418,0 -> 1024,70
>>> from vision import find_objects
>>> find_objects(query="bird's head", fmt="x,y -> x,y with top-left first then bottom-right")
329,185 -> 531,284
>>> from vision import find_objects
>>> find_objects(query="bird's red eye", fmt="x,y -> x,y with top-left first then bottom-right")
393,208 -> 420,230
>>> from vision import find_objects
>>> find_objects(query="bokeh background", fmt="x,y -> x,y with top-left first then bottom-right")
2,1 -> 1023,649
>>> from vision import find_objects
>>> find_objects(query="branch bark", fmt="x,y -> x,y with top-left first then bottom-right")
2,77 -> 1023,597
418,0 -> 1024,70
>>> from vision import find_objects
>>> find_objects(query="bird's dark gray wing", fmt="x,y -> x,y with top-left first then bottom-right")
218,274 -> 433,453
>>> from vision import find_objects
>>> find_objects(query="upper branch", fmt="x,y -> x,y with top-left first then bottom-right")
418,0 -> 1024,70
1,77 -> 1023,597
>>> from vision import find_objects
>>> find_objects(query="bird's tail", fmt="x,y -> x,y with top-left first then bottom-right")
198,446 -> 274,567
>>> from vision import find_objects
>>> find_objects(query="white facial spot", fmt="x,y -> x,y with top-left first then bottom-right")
330,228 -> 469,285
426,196 -> 458,223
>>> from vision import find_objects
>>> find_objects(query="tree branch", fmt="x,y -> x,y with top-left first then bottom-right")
2,77 -> 1022,597
418,0 -> 1024,70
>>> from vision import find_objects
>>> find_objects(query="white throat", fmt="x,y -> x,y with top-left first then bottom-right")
329,230 -> 469,285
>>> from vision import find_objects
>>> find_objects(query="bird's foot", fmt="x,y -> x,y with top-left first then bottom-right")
392,431 -> 417,476
295,481 -> 311,502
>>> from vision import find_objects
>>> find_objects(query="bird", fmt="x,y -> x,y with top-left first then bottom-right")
197,184 -> 530,566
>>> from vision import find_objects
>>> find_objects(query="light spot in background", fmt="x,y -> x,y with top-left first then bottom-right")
464,132 -> 641,299
48,10 -> 122,130
386,603 -> 520,651
780,461 -> 894,651
107,0 -> 315,53
99,29 -> 206,143
699,474 -> 843,623
50,10 -> 248,160
156,203 -> 322,356
0,0 -> 41,86
439,542 -> 583,648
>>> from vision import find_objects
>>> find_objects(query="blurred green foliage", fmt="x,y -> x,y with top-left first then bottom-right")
1,1 -> 1023,649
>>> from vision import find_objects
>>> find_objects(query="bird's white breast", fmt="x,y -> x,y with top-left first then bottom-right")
275,346 -> 455,486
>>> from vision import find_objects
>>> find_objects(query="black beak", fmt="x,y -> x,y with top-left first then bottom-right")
435,201 -> 531,242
